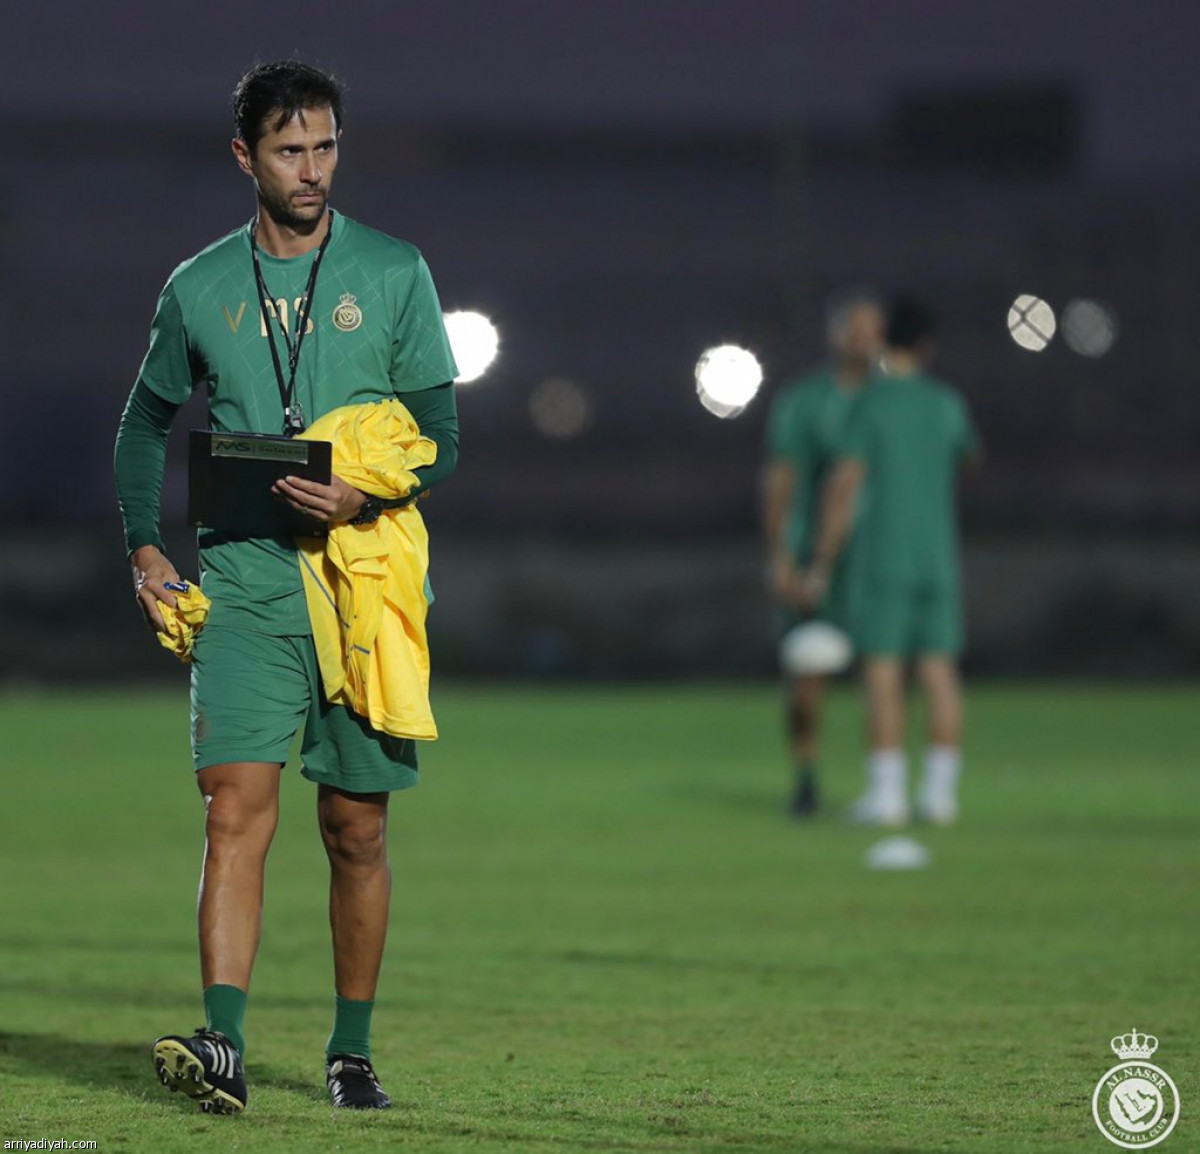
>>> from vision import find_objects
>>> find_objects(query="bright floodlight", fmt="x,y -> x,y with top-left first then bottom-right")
529,377 -> 591,440
1062,299 -> 1117,358
695,344 -> 764,419
443,310 -> 499,383
1007,294 -> 1056,353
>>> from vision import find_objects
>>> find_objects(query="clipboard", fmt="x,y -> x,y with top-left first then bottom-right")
188,430 -> 333,537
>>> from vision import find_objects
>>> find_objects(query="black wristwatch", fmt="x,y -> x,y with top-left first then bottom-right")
349,494 -> 384,525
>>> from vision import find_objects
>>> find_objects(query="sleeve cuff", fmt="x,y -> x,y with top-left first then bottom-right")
126,530 -> 165,559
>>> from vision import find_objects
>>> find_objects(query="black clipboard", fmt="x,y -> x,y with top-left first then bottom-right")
188,430 -> 333,537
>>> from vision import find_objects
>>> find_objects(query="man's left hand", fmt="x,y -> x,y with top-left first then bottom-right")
796,564 -> 831,612
272,474 -> 366,524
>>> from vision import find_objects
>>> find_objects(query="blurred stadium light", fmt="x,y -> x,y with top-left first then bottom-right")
1007,294 -> 1056,352
529,377 -> 592,440
444,310 -> 500,383
1061,299 -> 1117,357
695,344 -> 764,419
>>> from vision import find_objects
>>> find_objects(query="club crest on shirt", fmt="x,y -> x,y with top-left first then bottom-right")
332,293 -> 363,332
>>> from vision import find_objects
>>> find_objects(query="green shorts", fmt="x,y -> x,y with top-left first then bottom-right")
189,626 -> 419,793
853,583 -> 963,658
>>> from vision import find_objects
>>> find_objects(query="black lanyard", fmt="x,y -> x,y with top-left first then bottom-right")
250,211 -> 333,435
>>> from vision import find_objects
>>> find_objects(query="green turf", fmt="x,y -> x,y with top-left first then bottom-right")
0,683 -> 1195,1152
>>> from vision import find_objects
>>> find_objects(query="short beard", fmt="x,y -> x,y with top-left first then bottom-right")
258,187 -> 326,231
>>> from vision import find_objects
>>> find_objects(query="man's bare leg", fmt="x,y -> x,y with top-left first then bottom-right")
916,654 -> 962,747
150,761 -> 280,1113
318,785 -> 391,1059
197,762 -> 283,989
787,674 -> 824,815
195,761 -> 283,1054
864,657 -> 906,750
851,657 -> 910,825
319,785 -> 391,1000
915,654 -> 963,823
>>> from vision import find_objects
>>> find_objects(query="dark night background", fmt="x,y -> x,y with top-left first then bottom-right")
3,2 -> 1199,680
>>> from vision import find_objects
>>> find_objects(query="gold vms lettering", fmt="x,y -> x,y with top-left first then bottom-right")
255,298 -> 314,337
222,302 -> 247,333
224,298 -> 316,337
259,298 -> 287,336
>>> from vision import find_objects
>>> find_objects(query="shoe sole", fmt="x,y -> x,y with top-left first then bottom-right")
152,1039 -> 245,1115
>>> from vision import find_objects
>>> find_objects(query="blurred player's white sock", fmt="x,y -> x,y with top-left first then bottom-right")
848,749 -> 909,826
917,746 -> 960,825
869,748 -> 908,805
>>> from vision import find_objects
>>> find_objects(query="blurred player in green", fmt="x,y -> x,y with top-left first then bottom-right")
807,299 -> 981,826
762,293 -> 884,815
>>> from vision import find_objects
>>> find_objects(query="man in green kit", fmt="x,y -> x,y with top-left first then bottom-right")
113,61 -> 460,1113
762,293 -> 884,815
806,298 -> 980,826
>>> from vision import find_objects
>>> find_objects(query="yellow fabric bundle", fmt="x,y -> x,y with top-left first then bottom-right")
156,584 -> 211,663
296,400 -> 439,740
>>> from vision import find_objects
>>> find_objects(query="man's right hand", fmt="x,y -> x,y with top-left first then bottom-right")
796,563 -> 832,613
131,545 -> 183,634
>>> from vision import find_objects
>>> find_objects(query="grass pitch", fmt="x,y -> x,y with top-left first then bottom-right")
0,682 -> 1196,1152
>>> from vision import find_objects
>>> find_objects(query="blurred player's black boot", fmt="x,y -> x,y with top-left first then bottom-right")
327,1053 -> 392,1109
790,767 -> 819,817
153,1027 -> 247,1115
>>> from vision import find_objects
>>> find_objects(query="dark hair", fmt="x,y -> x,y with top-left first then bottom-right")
886,297 -> 936,349
232,61 -> 345,152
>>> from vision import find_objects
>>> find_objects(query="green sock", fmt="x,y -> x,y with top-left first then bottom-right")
203,984 -> 247,1056
327,995 -> 375,1060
